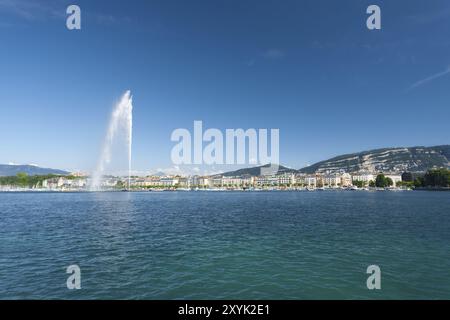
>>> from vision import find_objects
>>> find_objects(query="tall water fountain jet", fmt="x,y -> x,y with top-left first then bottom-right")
90,90 -> 133,191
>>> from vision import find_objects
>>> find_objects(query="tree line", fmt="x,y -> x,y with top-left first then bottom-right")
0,173 -> 75,188
413,168 -> 450,188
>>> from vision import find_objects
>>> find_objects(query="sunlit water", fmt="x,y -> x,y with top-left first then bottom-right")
0,191 -> 449,299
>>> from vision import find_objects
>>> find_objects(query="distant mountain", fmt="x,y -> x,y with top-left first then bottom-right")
298,145 -> 450,174
0,164 -> 69,176
152,171 -> 167,177
211,145 -> 450,177
216,164 -> 297,177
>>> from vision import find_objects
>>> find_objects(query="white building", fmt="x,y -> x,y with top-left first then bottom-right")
198,177 -> 212,187
277,173 -> 295,186
340,173 -> 352,187
255,175 -> 278,186
160,177 -> 179,187
178,177 -> 191,188
71,179 -> 86,188
323,173 -> 341,186
42,177 -> 86,189
221,177 -> 244,187
304,176 -> 317,187
352,173 -> 375,186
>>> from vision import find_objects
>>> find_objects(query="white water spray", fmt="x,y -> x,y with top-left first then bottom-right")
90,90 -> 133,191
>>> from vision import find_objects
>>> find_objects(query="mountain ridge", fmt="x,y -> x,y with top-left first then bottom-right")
216,145 -> 450,176
213,164 -> 297,177
298,145 -> 450,174
0,164 -> 69,176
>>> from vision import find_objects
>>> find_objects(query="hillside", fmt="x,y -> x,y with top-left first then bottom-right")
216,164 -> 297,177
298,145 -> 450,174
215,145 -> 450,176
0,164 -> 69,176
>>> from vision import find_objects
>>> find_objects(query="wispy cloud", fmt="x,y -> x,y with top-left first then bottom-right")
246,49 -> 285,67
261,49 -> 285,60
94,13 -> 132,26
408,66 -> 450,91
0,0 -> 64,21
0,0 -> 128,26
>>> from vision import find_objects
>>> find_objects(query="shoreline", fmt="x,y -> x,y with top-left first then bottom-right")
0,188 -> 429,193
2,186 -> 449,193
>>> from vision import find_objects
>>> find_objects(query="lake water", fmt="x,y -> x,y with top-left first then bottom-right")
0,191 -> 449,299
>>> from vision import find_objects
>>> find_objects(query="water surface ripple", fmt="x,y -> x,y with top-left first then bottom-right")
0,191 -> 449,299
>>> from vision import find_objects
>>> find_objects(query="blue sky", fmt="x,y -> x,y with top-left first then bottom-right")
0,0 -> 449,175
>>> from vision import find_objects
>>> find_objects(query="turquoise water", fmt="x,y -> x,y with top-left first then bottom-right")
0,191 -> 449,299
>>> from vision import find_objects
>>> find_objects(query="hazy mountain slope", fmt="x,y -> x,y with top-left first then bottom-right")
217,164 -> 297,177
0,164 -> 69,176
298,145 -> 450,173
215,145 -> 450,177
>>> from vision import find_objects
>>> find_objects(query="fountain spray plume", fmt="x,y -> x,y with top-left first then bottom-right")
90,90 -> 133,191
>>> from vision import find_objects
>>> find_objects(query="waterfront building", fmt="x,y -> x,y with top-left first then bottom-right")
42,177 -> 87,190
340,173 -> 352,187
211,177 -> 223,187
277,173 -> 296,186
147,176 -> 164,186
304,176 -> 317,188
133,178 -> 147,187
255,175 -> 278,186
72,179 -> 87,188
198,177 -> 212,187
160,177 -> 179,187
351,172 -> 375,186
221,177 -> 244,187
178,177 -> 191,188
242,176 -> 254,187
294,174 -> 307,186
189,175 -> 200,187
70,172 -> 87,177
323,173 -> 342,187
43,177 -> 65,189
